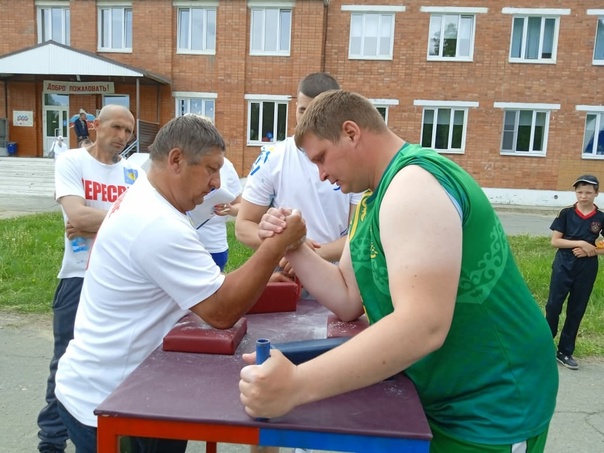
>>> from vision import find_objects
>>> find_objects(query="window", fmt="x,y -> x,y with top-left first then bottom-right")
349,13 -> 394,59
342,5 -> 405,60
495,102 -> 559,156
174,92 -> 216,123
37,4 -> 70,45
577,107 -> 604,158
415,101 -> 477,154
588,10 -> 604,64
596,19 -> 604,63
427,14 -> 476,60
98,5 -> 132,51
250,7 -> 291,55
245,95 -> 289,145
177,7 -> 216,54
370,99 -> 399,125
503,8 -> 570,63
103,95 -> 130,109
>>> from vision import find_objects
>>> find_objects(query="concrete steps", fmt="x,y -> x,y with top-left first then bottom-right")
0,157 -> 55,197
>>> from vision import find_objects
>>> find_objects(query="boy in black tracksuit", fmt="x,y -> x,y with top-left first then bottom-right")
546,174 -> 604,370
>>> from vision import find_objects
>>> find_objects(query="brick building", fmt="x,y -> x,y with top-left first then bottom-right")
0,0 -> 602,196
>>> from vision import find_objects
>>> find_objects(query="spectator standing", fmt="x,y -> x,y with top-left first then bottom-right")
49,135 -> 69,160
73,109 -> 89,143
196,155 -> 242,271
36,105 -> 140,453
545,174 -> 604,370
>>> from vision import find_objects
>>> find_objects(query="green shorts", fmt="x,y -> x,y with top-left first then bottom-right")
429,422 -> 550,453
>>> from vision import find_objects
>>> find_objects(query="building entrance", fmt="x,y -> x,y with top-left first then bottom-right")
43,93 -> 69,156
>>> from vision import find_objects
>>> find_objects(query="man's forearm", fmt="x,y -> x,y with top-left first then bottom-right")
70,208 -> 108,233
235,219 -> 262,250
315,236 -> 347,262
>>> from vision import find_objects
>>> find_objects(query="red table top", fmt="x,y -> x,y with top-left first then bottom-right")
95,299 -> 432,441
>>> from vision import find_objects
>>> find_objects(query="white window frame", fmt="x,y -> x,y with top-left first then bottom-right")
103,94 -> 130,109
342,5 -> 405,61
249,1 -> 293,56
36,1 -> 70,45
588,10 -> 604,65
503,8 -> 570,64
176,2 -> 217,55
173,92 -> 217,123
245,94 -> 290,146
414,100 -> 478,154
421,7 -> 487,62
577,105 -> 604,159
369,98 -> 399,125
494,102 -> 559,157
97,3 -> 133,52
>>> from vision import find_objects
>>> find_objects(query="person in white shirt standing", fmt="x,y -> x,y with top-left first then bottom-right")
196,155 -> 242,271
37,105 -> 140,453
49,135 -> 69,160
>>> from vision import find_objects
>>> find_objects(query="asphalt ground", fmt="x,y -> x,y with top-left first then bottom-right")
0,196 -> 603,452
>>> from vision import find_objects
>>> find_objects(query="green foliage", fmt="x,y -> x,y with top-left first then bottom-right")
1,216 -> 602,356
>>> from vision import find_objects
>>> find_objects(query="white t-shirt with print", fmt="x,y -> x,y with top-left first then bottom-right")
243,137 -> 363,244
55,174 -> 225,427
54,148 -> 141,279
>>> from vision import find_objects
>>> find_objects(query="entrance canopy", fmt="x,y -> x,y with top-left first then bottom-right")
0,41 -> 169,156
0,40 -> 170,84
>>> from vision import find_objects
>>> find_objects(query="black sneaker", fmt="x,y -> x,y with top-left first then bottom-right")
556,351 -> 579,370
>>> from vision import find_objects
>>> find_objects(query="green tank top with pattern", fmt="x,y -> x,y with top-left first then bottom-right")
349,143 -> 557,444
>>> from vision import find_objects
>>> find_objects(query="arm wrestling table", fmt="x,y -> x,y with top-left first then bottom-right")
95,299 -> 432,452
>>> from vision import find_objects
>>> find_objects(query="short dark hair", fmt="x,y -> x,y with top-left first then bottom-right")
149,115 -> 225,164
297,73 -> 340,98
295,90 -> 387,147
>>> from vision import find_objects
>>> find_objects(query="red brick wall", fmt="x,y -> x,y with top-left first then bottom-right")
0,0 -> 602,189
6,80 -> 38,155
325,0 -> 604,190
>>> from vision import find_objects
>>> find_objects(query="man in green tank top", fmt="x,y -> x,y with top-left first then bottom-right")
239,90 -> 558,452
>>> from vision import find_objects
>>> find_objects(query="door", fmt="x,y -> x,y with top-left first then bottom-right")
43,93 -> 69,156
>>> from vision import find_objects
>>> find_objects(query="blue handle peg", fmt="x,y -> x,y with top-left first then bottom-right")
256,338 -> 271,365
255,338 -> 271,422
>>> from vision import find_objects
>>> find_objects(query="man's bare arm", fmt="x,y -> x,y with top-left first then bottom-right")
235,199 -> 270,250
191,212 -> 306,329
59,195 -> 109,234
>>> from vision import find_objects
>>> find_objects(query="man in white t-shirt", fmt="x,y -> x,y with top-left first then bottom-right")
50,135 -> 69,159
55,115 -> 306,452
36,104 -> 139,453
236,73 -> 363,269
195,156 -> 242,271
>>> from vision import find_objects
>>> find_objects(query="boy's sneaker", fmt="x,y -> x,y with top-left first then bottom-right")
556,351 -> 579,370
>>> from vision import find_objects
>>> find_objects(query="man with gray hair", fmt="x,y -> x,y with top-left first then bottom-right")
55,115 -> 306,452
